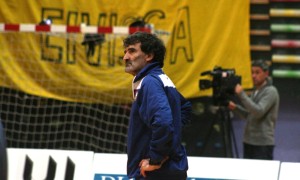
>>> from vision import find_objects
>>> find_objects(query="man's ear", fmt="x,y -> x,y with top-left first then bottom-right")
145,53 -> 154,62
265,70 -> 269,76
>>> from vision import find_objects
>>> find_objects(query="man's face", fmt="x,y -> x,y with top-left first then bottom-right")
123,42 -> 152,76
251,66 -> 268,87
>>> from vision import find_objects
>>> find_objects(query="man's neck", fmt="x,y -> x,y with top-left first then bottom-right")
256,80 -> 267,90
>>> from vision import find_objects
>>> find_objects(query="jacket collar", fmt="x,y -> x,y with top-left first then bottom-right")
133,62 -> 161,83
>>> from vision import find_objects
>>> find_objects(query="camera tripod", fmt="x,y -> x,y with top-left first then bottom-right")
200,106 -> 239,158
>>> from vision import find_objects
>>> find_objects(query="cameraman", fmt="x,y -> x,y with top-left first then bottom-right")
228,60 -> 279,160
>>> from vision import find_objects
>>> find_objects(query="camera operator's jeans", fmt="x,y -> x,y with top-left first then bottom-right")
0,121 -> 7,180
243,143 -> 274,160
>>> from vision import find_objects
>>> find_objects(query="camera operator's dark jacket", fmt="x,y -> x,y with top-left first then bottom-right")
233,78 -> 279,145
127,62 -> 191,179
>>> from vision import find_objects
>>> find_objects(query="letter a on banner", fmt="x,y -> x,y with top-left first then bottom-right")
170,6 -> 193,64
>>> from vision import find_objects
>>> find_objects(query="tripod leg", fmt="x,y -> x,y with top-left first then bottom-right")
229,117 -> 239,158
223,107 -> 239,158
220,109 -> 233,157
199,117 -> 216,156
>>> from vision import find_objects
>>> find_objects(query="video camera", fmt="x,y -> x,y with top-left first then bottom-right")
199,66 -> 241,106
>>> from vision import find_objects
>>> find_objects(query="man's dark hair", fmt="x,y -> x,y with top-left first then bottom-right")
252,60 -> 269,72
129,20 -> 146,28
123,32 -> 166,68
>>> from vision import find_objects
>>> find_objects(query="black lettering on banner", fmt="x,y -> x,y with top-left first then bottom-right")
106,13 -> 118,67
64,157 -> 75,180
45,156 -> 57,180
66,11 -> 80,64
93,12 -> 108,67
38,5 -> 192,67
81,12 -> 97,65
23,155 -> 33,180
143,10 -> 165,22
40,8 -> 64,63
23,155 -> 75,180
170,6 -> 194,64
82,12 -> 105,66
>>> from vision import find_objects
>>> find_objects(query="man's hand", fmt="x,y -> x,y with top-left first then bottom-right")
228,101 -> 236,110
235,84 -> 243,94
139,157 -> 169,177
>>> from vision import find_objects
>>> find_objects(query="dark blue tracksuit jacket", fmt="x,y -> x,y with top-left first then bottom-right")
127,62 -> 192,179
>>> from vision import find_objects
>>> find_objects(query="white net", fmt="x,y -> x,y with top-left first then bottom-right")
0,29 -> 142,153
0,88 -> 130,153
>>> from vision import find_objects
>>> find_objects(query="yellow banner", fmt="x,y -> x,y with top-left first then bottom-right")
0,0 -> 251,103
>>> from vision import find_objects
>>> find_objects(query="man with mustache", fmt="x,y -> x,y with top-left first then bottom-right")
123,31 -> 191,180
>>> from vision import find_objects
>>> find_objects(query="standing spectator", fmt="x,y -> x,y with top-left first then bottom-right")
228,60 -> 279,160
123,31 -> 191,179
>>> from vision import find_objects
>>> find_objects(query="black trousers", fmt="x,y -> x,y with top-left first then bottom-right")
135,170 -> 187,180
243,143 -> 274,160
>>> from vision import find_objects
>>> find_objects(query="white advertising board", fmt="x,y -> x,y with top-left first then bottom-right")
92,153 -> 129,180
7,148 -> 283,180
188,156 -> 280,180
279,162 -> 300,180
7,148 -> 94,180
